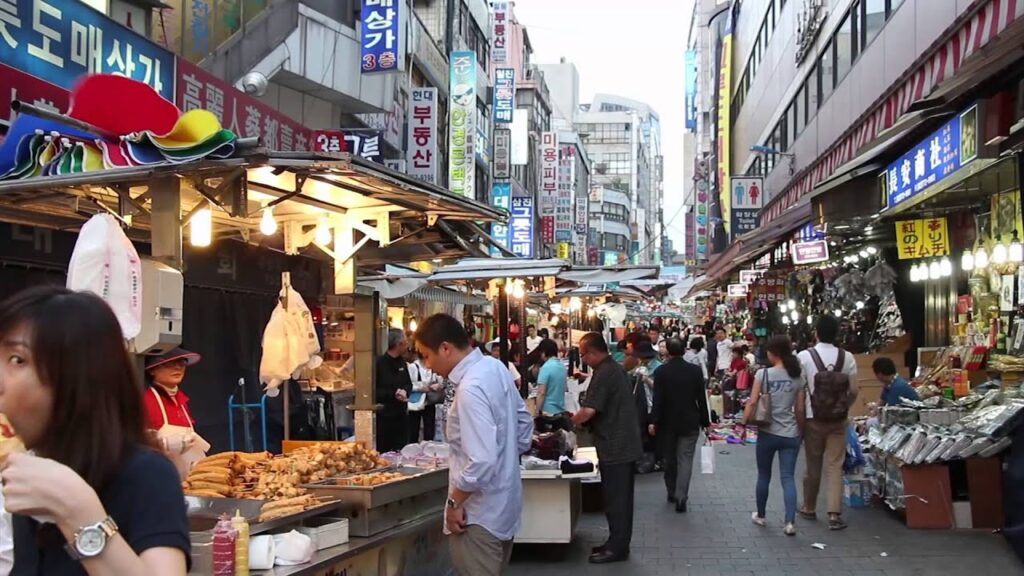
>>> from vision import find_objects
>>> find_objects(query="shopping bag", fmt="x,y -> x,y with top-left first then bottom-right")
700,441 -> 716,474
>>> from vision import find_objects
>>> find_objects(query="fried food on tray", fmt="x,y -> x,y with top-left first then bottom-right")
334,471 -> 404,487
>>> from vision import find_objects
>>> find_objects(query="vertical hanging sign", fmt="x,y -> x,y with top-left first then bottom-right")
491,2 -> 509,64
407,87 -> 438,183
448,51 -> 477,198
540,132 -> 558,244
360,0 -> 404,74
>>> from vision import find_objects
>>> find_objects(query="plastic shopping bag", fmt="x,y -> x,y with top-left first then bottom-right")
700,440 -> 716,474
66,213 -> 142,339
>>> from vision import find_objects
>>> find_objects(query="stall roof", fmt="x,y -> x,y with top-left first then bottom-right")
558,265 -> 660,283
428,258 -> 569,282
0,152 -> 505,265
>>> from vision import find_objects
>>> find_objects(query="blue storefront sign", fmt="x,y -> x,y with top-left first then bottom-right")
797,222 -> 825,242
685,50 -> 697,130
0,0 -> 175,100
490,182 -> 511,255
510,196 -> 534,257
493,68 -> 514,124
360,0 -> 403,74
882,105 -> 979,210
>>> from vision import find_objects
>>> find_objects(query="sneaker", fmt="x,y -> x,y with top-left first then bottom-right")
784,522 -> 796,536
798,509 -> 817,520
751,512 -> 766,527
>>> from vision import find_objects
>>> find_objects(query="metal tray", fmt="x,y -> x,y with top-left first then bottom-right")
249,500 -> 346,535
303,467 -> 448,508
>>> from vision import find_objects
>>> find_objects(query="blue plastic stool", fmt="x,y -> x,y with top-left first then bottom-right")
228,391 -> 269,453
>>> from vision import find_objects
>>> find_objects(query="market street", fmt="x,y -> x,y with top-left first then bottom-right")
509,443 -> 1020,576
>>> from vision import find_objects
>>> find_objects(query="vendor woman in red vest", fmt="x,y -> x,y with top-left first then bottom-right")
143,347 -> 210,478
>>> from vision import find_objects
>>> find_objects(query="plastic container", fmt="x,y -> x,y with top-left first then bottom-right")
212,516 -> 237,576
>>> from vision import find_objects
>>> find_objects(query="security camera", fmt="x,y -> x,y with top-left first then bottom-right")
240,71 -> 269,97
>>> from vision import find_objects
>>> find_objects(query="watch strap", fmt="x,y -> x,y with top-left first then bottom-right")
65,517 -> 119,561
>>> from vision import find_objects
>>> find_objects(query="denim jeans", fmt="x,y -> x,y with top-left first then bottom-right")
756,431 -> 801,522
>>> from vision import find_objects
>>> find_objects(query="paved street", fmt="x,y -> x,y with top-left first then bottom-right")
509,444 -> 1021,576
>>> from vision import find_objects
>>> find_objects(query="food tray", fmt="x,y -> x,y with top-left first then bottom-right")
297,516 -> 349,550
303,467 -> 448,508
249,500 -> 346,535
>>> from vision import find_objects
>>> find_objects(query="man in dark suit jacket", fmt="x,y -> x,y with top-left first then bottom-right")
649,337 -> 710,512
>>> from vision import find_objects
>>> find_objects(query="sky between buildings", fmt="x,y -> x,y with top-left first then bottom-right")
512,0 -> 694,252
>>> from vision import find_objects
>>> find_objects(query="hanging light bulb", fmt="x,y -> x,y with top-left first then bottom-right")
779,303 -> 789,313
505,280 -> 514,294
787,299 -> 796,309
834,309 -> 843,318
190,207 -> 212,247
782,315 -> 791,325
315,216 -> 332,245
909,264 -> 920,282
961,249 -> 975,272
409,319 -> 418,332
260,205 -> 278,235
790,310 -> 800,322
859,249 -> 869,258
512,282 -> 526,299
939,257 -> 952,277
993,239 -> 1008,265
928,261 -> 941,280
806,316 -> 813,325
866,246 -> 878,255
1011,230 -> 1023,263
855,300 -> 865,310
975,245 -> 989,269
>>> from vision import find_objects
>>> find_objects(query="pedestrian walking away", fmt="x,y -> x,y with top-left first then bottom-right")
797,314 -> 858,531
414,314 -> 533,576
741,335 -> 806,536
572,332 -> 643,564
649,338 -> 709,513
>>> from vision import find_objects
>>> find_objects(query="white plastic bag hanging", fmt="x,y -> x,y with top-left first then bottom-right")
700,439 -> 716,475
259,281 -> 321,395
66,214 -> 142,338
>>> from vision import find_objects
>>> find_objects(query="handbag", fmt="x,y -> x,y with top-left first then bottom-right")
750,368 -> 773,428
700,438 -> 716,474
736,368 -> 752,391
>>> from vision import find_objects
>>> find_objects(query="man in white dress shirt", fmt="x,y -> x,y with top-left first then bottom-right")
415,314 -> 533,576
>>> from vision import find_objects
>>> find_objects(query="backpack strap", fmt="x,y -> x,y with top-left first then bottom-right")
808,348 -> 827,372
834,349 -> 845,373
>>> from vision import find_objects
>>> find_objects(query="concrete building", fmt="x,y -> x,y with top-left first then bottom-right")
576,94 -> 664,266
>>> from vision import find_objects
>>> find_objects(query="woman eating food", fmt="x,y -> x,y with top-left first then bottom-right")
0,285 -> 190,575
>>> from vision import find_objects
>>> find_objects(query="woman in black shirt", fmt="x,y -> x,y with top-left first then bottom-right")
0,286 -> 189,576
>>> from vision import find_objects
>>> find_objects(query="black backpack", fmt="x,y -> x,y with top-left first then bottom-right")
807,348 -> 852,421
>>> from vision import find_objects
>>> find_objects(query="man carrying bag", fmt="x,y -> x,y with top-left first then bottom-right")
797,315 -> 858,531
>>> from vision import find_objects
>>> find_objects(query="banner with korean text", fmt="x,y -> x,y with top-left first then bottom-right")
407,87 -> 438,183
491,2 -> 509,64
360,0 -> 404,74
510,196 -> 534,257
539,132 -> 558,244
556,145 -> 574,242
490,182 -> 512,255
493,68 -> 515,123
448,51 -> 476,197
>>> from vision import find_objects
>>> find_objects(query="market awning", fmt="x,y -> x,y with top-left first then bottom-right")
403,286 -> 490,307
558,284 -> 647,300
701,242 -> 745,286
558,265 -> 660,283
428,258 -> 569,282
734,201 -> 814,264
684,275 -> 718,300
0,152 -> 505,266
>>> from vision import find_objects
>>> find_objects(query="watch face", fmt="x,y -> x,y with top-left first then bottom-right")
77,527 -> 106,557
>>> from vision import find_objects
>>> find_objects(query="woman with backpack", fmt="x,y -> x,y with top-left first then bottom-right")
740,335 -> 806,536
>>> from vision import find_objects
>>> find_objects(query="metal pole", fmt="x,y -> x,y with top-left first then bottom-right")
498,283 -> 510,365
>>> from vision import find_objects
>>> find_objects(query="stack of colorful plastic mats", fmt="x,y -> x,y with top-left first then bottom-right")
0,74 -> 238,181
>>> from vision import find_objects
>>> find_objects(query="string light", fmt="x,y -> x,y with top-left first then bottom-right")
975,245 -> 989,269
190,207 -> 212,247
993,240 -> 1008,265
939,257 -> 952,277
961,249 -> 975,272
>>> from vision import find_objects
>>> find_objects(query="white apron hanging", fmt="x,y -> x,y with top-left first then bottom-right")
150,387 -> 210,479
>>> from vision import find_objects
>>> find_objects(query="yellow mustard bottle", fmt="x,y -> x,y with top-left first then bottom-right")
231,509 -> 250,576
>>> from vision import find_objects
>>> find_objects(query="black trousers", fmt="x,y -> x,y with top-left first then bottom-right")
408,406 -> 437,443
376,411 -> 408,453
600,461 -> 636,555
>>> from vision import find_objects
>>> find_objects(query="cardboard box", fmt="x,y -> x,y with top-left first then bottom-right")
843,477 -> 870,508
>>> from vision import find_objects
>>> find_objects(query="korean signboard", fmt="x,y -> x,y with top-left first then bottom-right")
310,129 -> 382,162
881,105 -> 979,210
684,211 -> 696,265
407,87 -> 438,183
312,130 -> 346,153
557,242 -> 571,260
574,194 -> 588,235
797,222 -> 825,242
555,145 -> 574,242
694,156 -> 711,262
177,59 -> 310,150
360,0 -> 404,74
493,128 -> 511,179
791,240 -> 830,265
489,182 -> 511,255
730,176 -> 763,240
539,131 -> 558,244
356,100 -> 403,150
510,196 -> 534,257
491,2 -> 508,64
493,68 -> 515,124
0,0 -> 175,101
751,275 -> 787,302
727,284 -> 748,298
739,269 -> 763,285
717,31 -> 734,236
447,51 -> 476,198
894,217 -> 950,260
685,50 -> 697,131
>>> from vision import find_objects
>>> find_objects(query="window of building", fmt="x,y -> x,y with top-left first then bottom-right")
889,0 -> 905,14
863,0 -> 885,47
792,85 -> 804,137
818,41 -> 834,105
835,13 -> 854,84
805,69 -> 818,120
777,112 -> 789,152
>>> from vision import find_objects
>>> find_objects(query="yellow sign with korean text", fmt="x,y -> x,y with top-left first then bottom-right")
895,218 -> 950,260
557,242 -> 571,260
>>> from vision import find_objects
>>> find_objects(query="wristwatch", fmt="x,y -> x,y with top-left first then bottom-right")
446,497 -> 461,510
65,517 -> 119,561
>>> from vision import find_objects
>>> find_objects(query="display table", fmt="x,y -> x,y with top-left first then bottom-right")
515,447 -> 599,544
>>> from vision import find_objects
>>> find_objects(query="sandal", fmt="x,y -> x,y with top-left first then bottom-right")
798,509 -> 817,520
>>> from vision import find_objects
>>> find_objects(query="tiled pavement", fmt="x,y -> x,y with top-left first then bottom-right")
508,443 -> 1021,576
